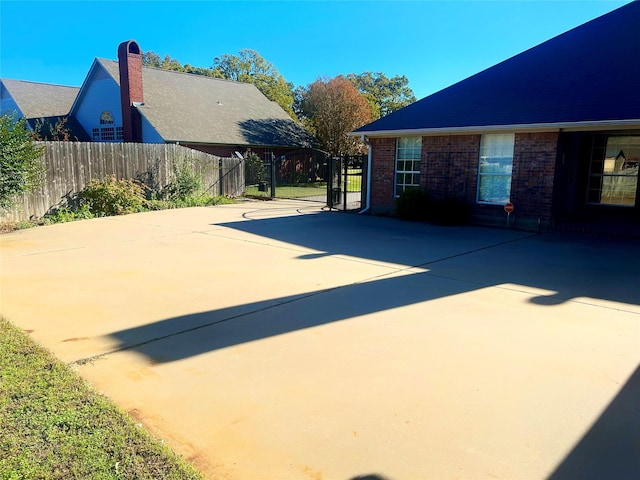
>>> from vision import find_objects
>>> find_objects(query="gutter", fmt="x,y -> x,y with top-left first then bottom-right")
347,119 -> 640,138
358,134 -> 372,215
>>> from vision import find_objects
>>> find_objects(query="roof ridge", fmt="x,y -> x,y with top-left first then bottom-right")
97,57 -> 258,88
1,78 -> 80,89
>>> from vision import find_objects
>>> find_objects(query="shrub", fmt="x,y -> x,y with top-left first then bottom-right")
244,151 -> 266,185
395,187 -> 430,221
80,175 -> 145,216
162,160 -> 202,200
0,113 -> 44,209
42,204 -> 95,224
428,197 -> 471,225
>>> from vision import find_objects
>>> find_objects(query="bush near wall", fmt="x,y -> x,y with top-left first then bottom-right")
395,187 -> 471,225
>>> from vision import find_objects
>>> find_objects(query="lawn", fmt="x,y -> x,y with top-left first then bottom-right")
245,182 -> 328,199
0,317 -> 203,480
244,174 -> 363,200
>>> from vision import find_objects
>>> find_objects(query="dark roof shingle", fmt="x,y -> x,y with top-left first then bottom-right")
0,79 -> 79,118
98,59 -> 314,147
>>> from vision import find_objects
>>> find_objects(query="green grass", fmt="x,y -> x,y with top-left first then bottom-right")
0,317 -> 203,480
245,183 -> 327,199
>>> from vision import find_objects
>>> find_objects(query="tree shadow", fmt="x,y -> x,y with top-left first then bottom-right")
547,365 -> 640,479
238,118 -> 316,148
107,266 -> 474,363
97,211 -> 640,479
105,212 -> 639,364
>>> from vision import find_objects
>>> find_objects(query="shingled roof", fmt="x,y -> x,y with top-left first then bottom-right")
96,59 -> 314,148
354,1 -> 640,135
1,79 -> 79,118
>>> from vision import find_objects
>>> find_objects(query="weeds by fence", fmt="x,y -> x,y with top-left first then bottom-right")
1,142 -> 244,222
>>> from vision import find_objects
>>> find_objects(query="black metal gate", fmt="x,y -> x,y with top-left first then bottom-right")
245,150 -> 366,211
327,154 -> 367,211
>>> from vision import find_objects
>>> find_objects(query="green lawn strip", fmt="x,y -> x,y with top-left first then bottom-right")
0,318 -> 203,480
245,183 -> 327,199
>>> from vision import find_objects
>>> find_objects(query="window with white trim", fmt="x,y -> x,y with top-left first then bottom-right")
395,137 -> 422,196
93,111 -> 124,142
477,133 -> 514,204
100,111 -> 114,125
588,136 -> 639,206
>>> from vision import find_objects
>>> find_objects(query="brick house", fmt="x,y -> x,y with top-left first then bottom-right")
353,1 -> 640,234
1,40 -> 313,159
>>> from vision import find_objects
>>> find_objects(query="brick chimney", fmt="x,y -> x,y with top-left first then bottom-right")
117,40 -> 144,142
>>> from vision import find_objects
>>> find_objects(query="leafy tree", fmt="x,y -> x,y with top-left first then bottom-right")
347,72 -> 416,119
297,76 -> 373,156
211,49 -> 297,120
0,113 -> 44,209
143,51 -> 217,77
31,117 -> 76,141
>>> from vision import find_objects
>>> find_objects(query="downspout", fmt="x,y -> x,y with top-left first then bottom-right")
358,134 -> 372,214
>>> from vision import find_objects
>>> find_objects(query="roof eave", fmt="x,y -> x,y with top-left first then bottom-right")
350,119 -> 640,137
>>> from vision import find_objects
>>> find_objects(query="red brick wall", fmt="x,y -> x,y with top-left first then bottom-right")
369,137 -> 397,213
368,131 -> 560,230
422,134 -> 480,203
511,132 -> 559,227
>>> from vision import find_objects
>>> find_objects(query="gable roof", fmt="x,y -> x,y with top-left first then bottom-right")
355,1 -> 640,136
96,59 -> 314,148
0,79 -> 79,118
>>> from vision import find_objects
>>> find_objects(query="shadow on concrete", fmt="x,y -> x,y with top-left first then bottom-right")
106,266 -> 474,363
349,475 -> 391,480
547,365 -> 640,479
101,212 -> 640,477
104,211 -> 639,364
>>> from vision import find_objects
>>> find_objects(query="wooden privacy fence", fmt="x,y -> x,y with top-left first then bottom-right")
2,142 -> 245,222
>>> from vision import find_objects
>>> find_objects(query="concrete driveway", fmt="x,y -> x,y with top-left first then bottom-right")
1,199 -> 638,480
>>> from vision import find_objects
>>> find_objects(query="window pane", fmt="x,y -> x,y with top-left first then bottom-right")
479,175 -> 511,204
588,136 -> 639,206
477,133 -> 514,203
100,111 -> 114,125
395,137 -> 422,195
101,127 -> 115,141
479,157 -> 513,174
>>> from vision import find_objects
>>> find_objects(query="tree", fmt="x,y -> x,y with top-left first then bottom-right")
0,113 -> 44,209
347,72 -> 416,119
143,51 -> 217,77
297,76 -> 373,156
31,117 -> 76,141
212,49 -> 297,120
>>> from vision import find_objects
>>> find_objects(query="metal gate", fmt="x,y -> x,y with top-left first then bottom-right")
245,150 -> 366,211
327,154 -> 367,211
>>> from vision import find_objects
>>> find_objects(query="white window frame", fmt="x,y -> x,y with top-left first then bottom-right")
477,133 -> 515,205
395,137 -> 422,196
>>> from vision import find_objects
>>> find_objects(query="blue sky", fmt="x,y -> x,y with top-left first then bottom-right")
0,0 -> 630,100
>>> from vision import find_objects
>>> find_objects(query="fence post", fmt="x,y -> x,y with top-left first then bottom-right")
270,156 -> 276,198
343,155 -> 348,210
218,157 -> 223,196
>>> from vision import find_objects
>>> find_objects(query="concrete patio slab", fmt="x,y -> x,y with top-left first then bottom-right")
1,199 -> 638,480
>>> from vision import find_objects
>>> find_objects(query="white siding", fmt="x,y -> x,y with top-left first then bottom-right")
140,112 -> 164,143
74,65 -> 123,141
